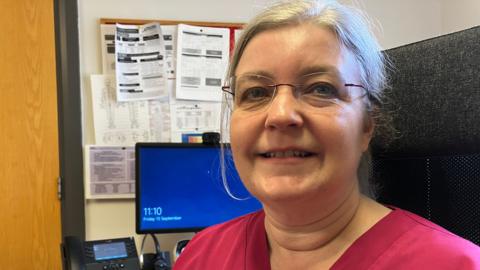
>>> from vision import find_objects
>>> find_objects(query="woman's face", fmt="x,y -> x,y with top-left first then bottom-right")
230,24 -> 373,206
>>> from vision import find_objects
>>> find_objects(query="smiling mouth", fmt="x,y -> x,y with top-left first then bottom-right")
260,150 -> 314,158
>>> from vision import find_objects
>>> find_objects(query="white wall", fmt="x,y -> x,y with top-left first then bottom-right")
442,0 -> 480,34
341,0 -> 443,49
78,0 -> 480,260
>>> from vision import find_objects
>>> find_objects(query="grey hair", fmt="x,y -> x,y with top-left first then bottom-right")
228,0 -> 387,105
220,0 -> 391,198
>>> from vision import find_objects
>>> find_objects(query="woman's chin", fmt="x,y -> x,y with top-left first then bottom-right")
251,178 -> 320,205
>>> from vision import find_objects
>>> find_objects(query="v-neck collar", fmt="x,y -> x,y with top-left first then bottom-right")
330,208 -> 411,269
246,208 -> 411,270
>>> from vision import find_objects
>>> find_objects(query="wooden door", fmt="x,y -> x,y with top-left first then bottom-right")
0,0 -> 62,269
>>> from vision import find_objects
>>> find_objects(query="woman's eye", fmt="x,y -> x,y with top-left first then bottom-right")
304,82 -> 339,98
241,87 -> 271,101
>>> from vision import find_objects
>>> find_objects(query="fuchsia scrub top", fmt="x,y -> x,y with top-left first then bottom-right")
174,207 -> 480,269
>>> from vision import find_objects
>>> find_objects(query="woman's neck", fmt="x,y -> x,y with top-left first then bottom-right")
264,194 -> 391,269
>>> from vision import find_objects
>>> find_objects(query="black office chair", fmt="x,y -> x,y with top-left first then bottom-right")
370,26 -> 480,246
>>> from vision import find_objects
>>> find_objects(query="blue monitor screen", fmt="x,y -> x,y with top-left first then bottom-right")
135,143 -> 262,233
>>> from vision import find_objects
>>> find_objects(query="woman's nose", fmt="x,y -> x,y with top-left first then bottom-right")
264,86 -> 304,130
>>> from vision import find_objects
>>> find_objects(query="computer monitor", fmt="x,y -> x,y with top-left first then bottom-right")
135,143 -> 262,234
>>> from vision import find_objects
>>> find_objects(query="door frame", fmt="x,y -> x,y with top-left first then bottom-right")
54,0 -> 86,240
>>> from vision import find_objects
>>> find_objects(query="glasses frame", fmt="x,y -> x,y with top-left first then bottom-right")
221,73 -> 369,110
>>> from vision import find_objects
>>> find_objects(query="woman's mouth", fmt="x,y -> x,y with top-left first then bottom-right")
260,150 -> 314,158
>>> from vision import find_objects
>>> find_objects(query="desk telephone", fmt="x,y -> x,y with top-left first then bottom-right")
62,236 -> 141,270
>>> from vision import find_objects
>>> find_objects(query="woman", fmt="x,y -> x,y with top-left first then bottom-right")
174,1 -> 480,269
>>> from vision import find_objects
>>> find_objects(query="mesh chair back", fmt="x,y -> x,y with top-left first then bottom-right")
371,26 -> 480,245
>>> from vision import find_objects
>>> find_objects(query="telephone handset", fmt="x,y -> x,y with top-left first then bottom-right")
62,236 -> 141,270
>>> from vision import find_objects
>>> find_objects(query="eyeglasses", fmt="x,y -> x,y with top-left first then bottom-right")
222,71 -> 368,112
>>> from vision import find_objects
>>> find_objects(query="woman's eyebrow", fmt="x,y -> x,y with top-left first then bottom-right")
236,65 -> 344,79
299,65 -> 341,76
236,70 -> 274,78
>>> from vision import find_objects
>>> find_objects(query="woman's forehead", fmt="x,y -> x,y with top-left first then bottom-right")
236,24 -> 359,81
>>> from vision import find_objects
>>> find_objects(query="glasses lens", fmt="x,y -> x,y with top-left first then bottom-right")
297,72 -> 350,107
234,74 -> 276,111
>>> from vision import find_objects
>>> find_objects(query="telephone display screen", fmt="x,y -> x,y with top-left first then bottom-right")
93,242 -> 128,261
135,143 -> 262,233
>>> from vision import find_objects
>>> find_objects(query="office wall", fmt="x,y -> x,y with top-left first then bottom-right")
78,0 -> 478,257
78,0 -> 277,255
340,0 -> 443,49
442,0 -> 480,34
